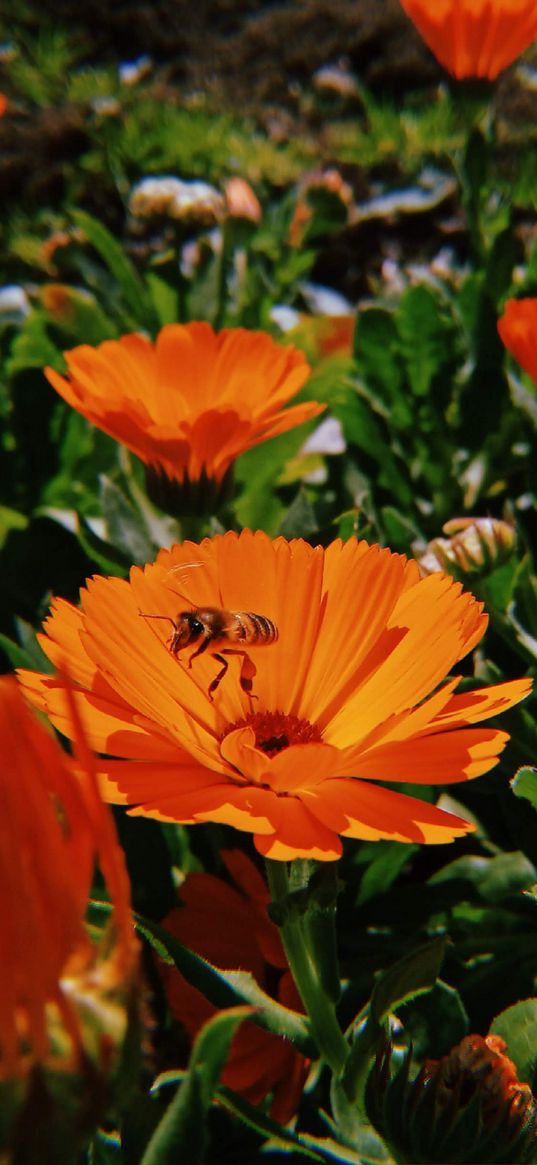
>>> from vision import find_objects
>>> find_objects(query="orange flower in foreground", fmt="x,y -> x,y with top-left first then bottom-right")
399,0 -> 537,80
498,298 -> 537,384
44,323 -> 322,508
160,849 -> 308,1122
20,531 -> 531,861
0,677 -> 137,1084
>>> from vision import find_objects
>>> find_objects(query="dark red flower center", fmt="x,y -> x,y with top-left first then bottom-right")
224,711 -> 322,758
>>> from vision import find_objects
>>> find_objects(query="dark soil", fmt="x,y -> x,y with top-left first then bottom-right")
7,0 -> 440,112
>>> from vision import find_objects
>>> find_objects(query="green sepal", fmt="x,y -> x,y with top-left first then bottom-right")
342,938 -> 447,1108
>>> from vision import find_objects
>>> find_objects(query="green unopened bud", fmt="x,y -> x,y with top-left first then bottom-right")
418,518 -> 516,579
366,1035 -> 537,1164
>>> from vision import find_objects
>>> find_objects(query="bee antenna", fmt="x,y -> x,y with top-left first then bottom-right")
138,611 -> 176,628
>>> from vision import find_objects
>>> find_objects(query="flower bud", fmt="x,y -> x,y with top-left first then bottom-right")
224,177 -> 262,223
366,1035 -> 537,1164
418,517 -> 516,579
129,176 -> 225,227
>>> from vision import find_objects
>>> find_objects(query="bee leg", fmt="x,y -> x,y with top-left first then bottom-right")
187,635 -> 211,669
208,653 -> 229,700
209,649 -> 257,699
237,651 -> 257,697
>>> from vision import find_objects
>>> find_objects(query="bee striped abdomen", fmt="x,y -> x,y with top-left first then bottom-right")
238,613 -> 279,643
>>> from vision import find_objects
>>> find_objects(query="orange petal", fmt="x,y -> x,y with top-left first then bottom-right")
353,727 -> 510,783
301,778 -> 474,844
254,796 -> 343,861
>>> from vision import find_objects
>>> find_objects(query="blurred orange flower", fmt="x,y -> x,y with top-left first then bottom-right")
0,676 -> 137,1083
44,324 -> 321,507
160,849 -> 309,1122
399,0 -> 537,80
19,532 -> 531,860
498,297 -> 537,383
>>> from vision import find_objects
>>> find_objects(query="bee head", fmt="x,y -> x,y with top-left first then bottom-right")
171,611 -> 206,649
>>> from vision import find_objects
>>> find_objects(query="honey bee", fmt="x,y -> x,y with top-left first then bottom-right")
140,604 -> 278,699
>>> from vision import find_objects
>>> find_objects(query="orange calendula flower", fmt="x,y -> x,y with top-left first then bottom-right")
0,676 -> 137,1084
19,531 -> 531,861
44,323 -> 322,511
159,850 -> 309,1123
0,676 -> 139,1163
498,298 -> 537,384
399,0 -> 537,80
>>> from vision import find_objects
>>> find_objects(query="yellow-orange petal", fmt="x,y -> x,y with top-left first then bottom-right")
354,727 -> 510,783
428,677 -> 533,730
325,572 -> 486,745
301,778 -> 475,844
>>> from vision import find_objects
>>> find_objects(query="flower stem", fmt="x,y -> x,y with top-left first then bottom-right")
265,858 -> 349,1078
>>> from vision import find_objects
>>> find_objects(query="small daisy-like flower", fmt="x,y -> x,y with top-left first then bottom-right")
0,676 -> 138,1085
399,0 -> 537,80
44,323 -> 321,512
498,298 -> 537,384
160,849 -> 309,1123
19,531 -> 530,862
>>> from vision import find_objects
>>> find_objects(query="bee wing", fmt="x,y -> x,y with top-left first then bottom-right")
165,560 -> 224,608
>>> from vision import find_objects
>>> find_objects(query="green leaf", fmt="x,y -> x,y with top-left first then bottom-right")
0,632 -> 39,671
135,914 -> 314,1055
100,476 -> 156,565
5,312 -> 61,377
145,270 -> 180,327
431,849 -> 537,903
379,507 -> 420,554
72,209 -> 157,331
42,285 -> 118,344
512,557 -> 537,639
370,937 -> 447,1025
0,505 -> 28,550
489,999 -> 537,1087
88,1129 -> 123,1165
356,842 -> 419,906
140,1008 -> 250,1165
485,225 -> 522,307
234,427 -> 307,533
278,488 -> 318,538
329,1082 -> 393,1165
397,981 -> 469,1059
511,767 -> 537,815
75,515 -> 130,576
216,1086 -> 325,1161
396,285 -> 451,398
353,309 -> 406,419
0,618 -> 54,672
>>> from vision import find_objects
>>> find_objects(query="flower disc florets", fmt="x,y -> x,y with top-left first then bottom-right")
224,712 -> 323,760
